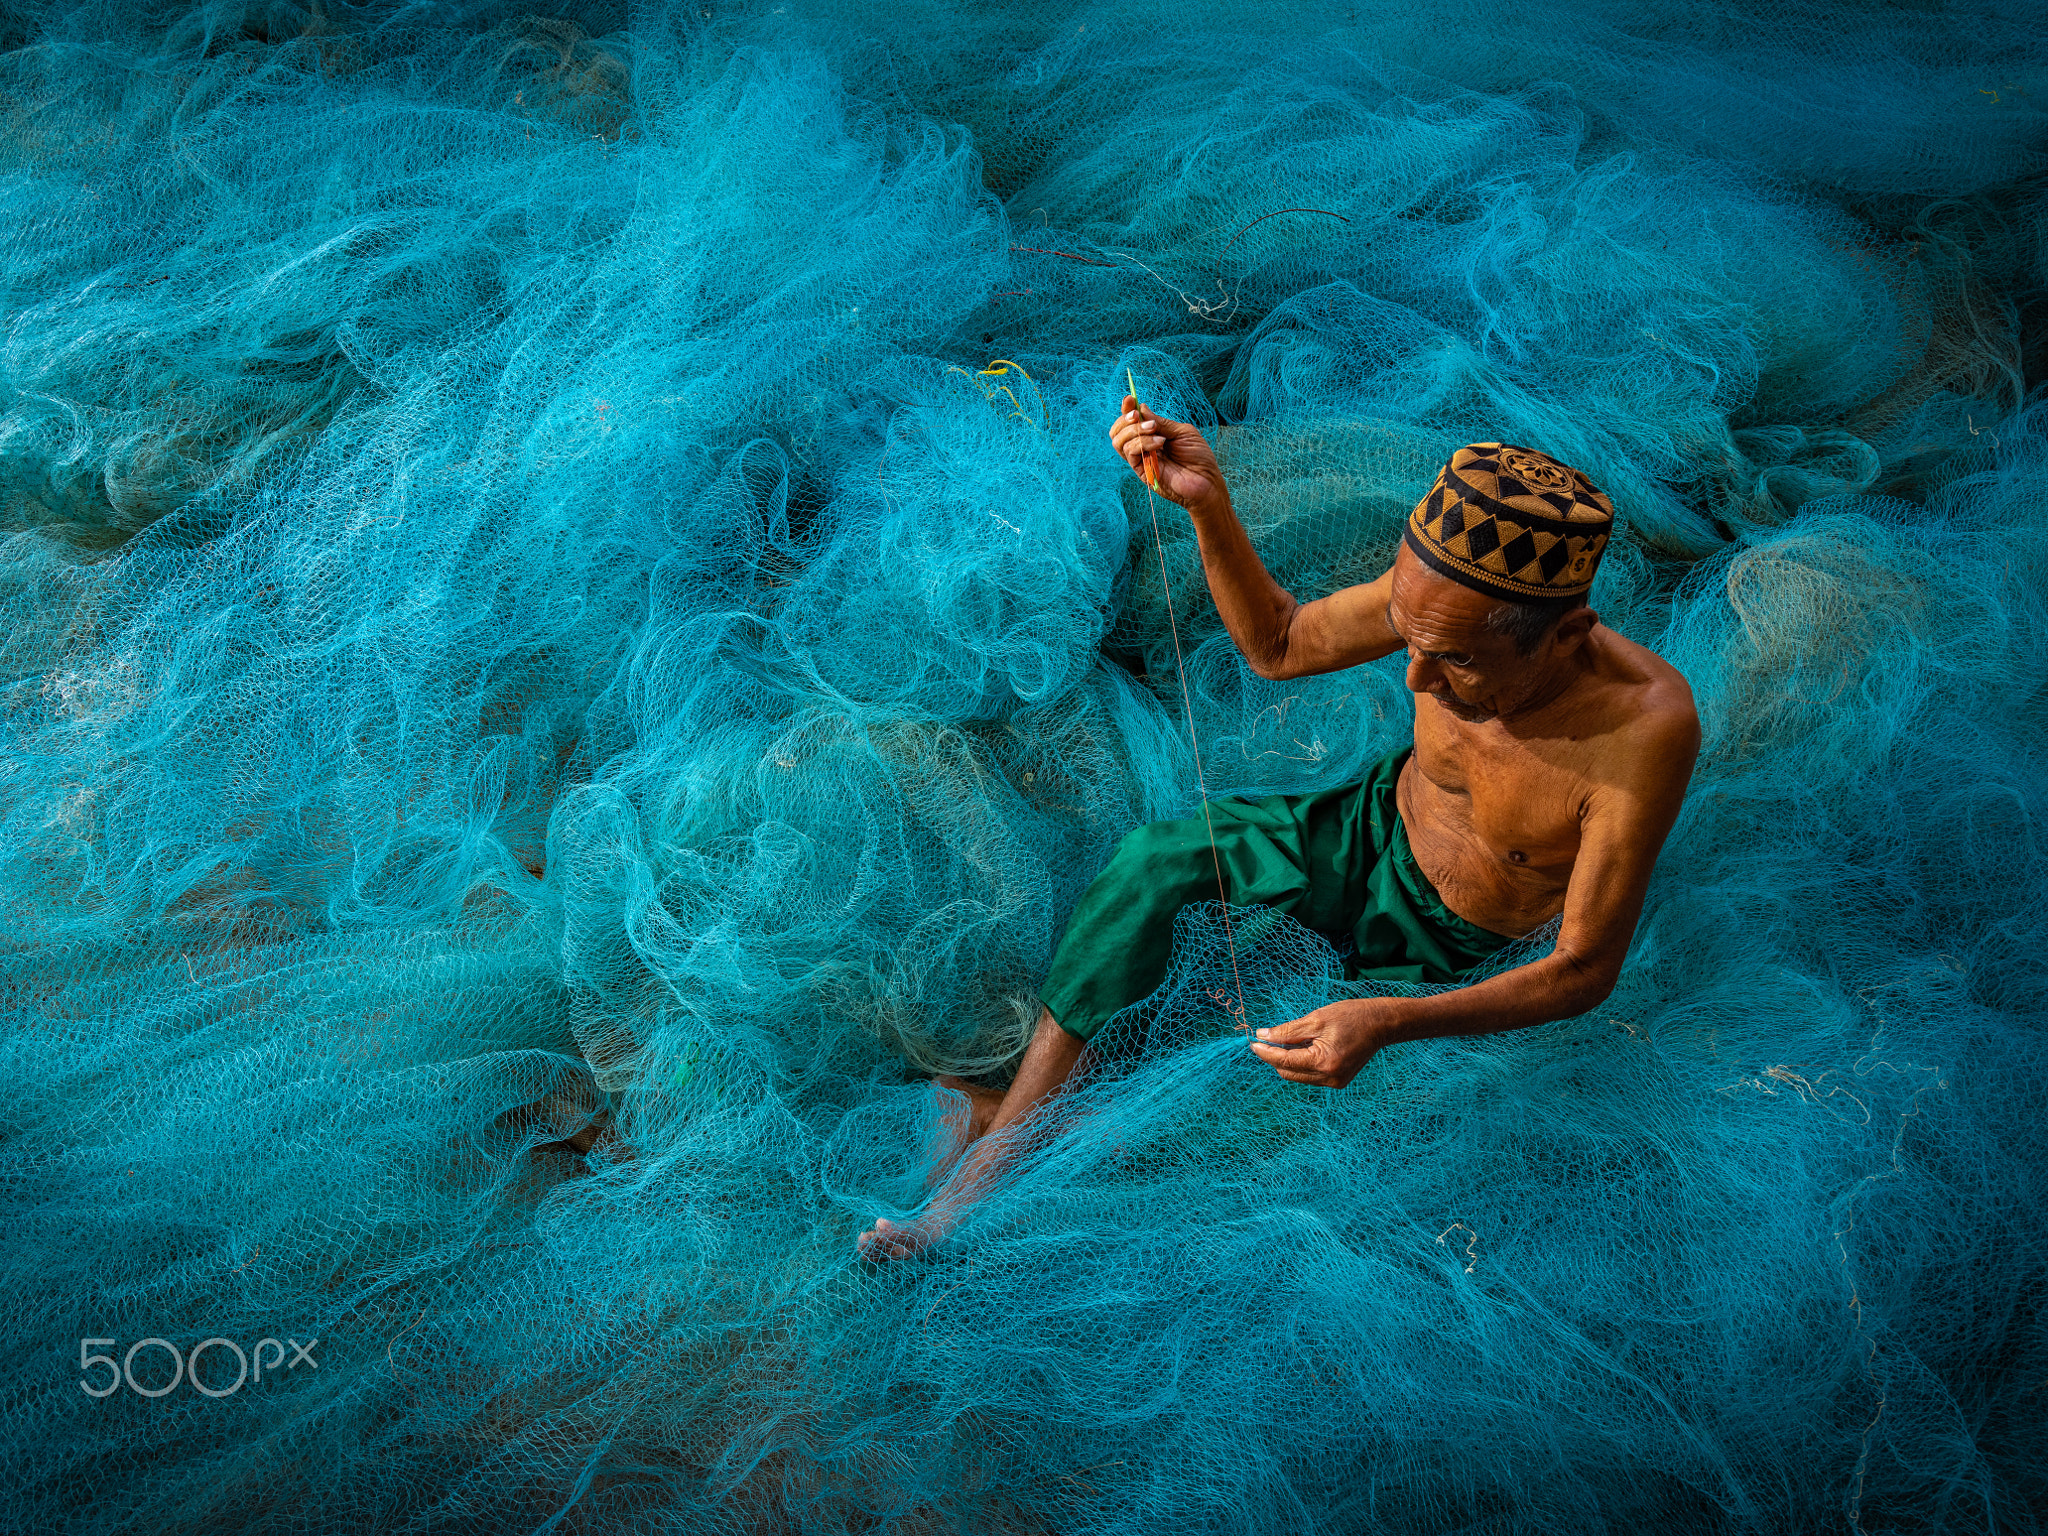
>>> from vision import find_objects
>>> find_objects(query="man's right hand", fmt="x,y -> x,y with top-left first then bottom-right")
1110,395 -> 1228,514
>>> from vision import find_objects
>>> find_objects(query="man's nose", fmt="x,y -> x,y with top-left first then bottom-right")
1405,650 -> 1439,693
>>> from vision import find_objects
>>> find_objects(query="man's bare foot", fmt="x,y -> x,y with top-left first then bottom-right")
936,1075 -> 1005,1141
860,1012 -> 1085,1264
860,1080 -> 996,1261
857,1214 -> 948,1261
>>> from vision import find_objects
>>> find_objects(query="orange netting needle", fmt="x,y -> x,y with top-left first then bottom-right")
1126,369 -> 1161,491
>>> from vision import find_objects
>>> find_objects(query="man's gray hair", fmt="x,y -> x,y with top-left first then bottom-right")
1484,594 -> 1584,655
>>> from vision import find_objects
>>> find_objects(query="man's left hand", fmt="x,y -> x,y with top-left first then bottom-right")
1248,997 -> 1406,1088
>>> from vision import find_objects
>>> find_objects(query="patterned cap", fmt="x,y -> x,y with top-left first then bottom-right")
1404,443 -> 1614,602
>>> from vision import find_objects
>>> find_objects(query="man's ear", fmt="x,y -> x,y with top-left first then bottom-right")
1550,605 -> 1599,655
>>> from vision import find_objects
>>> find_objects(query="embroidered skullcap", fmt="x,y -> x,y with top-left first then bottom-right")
1404,443 -> 1614,603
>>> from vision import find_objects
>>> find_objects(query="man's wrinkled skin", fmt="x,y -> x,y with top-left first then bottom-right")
857,399 -> 1700,1260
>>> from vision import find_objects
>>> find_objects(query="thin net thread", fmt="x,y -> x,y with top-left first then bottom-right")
1131,365 -> 1249,1028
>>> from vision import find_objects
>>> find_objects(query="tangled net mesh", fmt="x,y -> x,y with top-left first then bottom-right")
1,1 -> 2044,1531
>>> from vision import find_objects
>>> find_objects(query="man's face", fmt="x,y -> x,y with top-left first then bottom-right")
1385,543 -> 1579,722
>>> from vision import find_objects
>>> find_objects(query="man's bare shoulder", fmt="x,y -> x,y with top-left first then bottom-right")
1593,627 -> 1695,713
1583,627 -> 1700,793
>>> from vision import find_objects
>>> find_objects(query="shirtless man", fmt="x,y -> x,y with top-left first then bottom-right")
858,400 -> 1699,1260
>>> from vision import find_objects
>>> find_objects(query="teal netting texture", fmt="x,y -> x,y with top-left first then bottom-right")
3,1 -> 2046,1531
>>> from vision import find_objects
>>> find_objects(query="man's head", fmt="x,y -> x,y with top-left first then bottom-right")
1391,443 -> 1615,721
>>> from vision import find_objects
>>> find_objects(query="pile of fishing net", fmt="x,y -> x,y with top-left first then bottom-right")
2,1 -> 2044,1530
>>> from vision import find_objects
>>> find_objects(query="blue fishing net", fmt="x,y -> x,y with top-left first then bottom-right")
3,1 -> 2044,1530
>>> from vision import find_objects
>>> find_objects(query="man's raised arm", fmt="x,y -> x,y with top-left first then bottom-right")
1110,398 -> 1403,680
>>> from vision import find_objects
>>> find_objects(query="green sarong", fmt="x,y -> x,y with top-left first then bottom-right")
1039,748 -> 1515,1042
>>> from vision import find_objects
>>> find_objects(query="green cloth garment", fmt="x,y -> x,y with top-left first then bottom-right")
1039,748 -> 1516,1042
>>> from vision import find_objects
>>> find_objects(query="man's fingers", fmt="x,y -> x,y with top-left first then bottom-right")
1248,1038 -> 1320,1066
1112,435 -> 1170,480
1256,1010 -> 1326,1044
1249,1044 -> 1329,1084
1110,398 -> 1187,492
1109,402 -> 1165,440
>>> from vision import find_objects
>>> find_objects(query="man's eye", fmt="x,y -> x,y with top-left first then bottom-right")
1440,653 -> 1472,667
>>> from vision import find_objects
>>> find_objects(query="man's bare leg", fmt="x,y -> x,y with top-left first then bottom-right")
934,1076 -> 1005,1143
858,1008 -> 1087,1261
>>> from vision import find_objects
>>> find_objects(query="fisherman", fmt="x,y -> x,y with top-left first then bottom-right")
859,398 -> 1700,1260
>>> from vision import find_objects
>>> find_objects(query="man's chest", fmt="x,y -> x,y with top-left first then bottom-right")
1409,713 -> 1595,855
